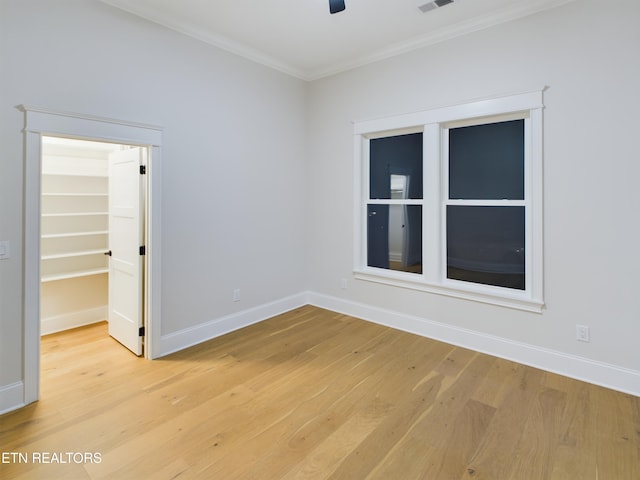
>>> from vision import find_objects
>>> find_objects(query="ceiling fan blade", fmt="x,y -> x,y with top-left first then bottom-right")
329,0 -> 346,14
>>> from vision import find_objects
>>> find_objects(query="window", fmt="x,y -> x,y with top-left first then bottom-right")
368,133 -> 423,273
354,91 -> 544,312
446,119 -> 525,290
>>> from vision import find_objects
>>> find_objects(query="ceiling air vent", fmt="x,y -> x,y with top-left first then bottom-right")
418,0 -> 454,13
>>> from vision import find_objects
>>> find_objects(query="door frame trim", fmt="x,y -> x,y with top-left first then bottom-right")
19,105 -> 163,405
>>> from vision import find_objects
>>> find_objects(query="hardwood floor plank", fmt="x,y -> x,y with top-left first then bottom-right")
549,381 -> 597,479
593,386 -> 640,479
328,346 -> 453,479
330,372 -> 445,480
1,305 -> 638,480
192,327 -> 405,478
463,365 -> 547,479
366,352 -> 496,479
505,386 -> 567,479
280,409 -> 387,480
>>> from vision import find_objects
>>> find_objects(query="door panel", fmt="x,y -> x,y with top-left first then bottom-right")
108,148 -> 144,355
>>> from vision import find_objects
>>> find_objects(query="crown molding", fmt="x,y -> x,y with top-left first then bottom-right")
306,0 -> 577,80
100,0 -> 576,82
99,0 -> 308,80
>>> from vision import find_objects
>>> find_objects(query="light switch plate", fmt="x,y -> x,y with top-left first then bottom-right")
0,240 -> 10,260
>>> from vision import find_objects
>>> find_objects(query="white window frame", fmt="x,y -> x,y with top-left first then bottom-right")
353,90 -> 544,312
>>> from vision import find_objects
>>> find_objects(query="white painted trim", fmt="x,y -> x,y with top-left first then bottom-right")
308,1 -> 578,80
156,293 -> 309,357
353,90 -> 545,313
3,289 -> 636,414
307,292 -> 640,397
353,89 -> 543,135
145,144 -> 162,359
99,0 -> 308,80
22,127 -> 42,406
353,270 -> 544,313
19,105 -> 163,141
99,0 -> 576,81
0,382 -> 25,415
18,105 -> 163,406
40,306 -> 108,336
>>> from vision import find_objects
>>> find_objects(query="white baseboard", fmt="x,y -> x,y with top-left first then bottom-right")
41,306 -> 108,336
307,292 -> 640,397
3,290 -> 638,415
0,381 -> 25,415
157,292 -> 309,357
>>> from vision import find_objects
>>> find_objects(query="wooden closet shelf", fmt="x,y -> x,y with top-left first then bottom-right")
42,212 -> 108,218
42,230 -> 108,239
41,249 -> 109,260
42,172 -> 107,178
41,268 -> 108,283
42,192 -> 108,197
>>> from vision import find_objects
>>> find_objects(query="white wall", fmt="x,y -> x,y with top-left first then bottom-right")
0,0 -> 308,404
2,0 -> 639,412
307,0 -> 640,382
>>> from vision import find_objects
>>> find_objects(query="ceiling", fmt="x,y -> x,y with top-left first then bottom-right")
99,0 -> 575,81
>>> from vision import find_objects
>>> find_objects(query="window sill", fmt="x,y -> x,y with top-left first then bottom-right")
353,269 -> 544,313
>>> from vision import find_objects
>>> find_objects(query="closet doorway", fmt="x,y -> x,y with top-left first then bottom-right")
40,137 -> 147,355
20,105 -> 163,406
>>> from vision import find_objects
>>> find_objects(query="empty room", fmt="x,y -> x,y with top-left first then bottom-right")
1,0 -> 639,478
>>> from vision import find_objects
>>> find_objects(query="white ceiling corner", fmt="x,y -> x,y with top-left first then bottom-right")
99,0 -> 576,81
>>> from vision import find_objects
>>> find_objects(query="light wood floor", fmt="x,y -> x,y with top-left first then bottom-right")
1,306 -> 639,479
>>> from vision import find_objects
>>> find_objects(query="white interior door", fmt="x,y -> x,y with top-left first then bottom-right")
108,147 -> 145,355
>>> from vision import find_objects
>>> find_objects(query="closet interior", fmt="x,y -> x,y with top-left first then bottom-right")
40,137 -> 120,335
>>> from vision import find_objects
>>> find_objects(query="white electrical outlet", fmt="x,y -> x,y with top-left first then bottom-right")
340,278 -> 348,289
233,289 -> 241,302
576,324 -> 590,342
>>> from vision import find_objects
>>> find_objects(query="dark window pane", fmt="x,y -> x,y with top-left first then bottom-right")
368,204 -> 422,274
447,206 -> 525,290
449,119 -> 524,200
370,133 -> 423,200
